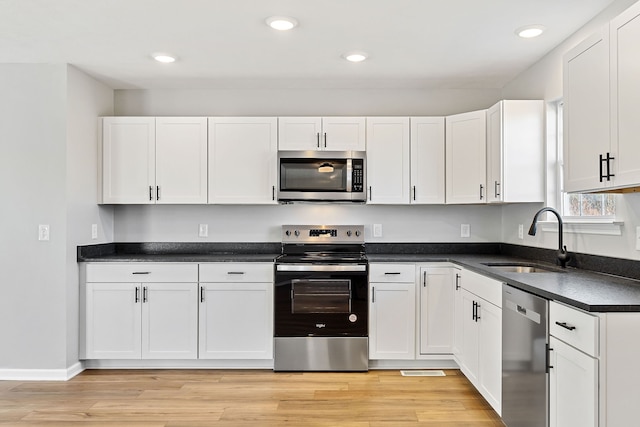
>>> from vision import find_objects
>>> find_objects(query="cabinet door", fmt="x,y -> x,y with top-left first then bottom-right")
445,110 -> 487,204
563,28 -> 610,193
322,117 -> 366,151
208,117 -> 278,204
452,270 -> 464,359
419,267 -> 454,354
155,117 -> 208,204
477,299 -> 502,415
278,117 -> 323,151
199,282 -> 274,359
549,336 -> 598,427
459,289 -> 480,384
85,283 -> 141,359
102,117 -> 156,204
611,4 -> 640,188
410,117 -> 445,204
486,102 -> 503,203
369,282 -> 416,359
141,283 -> 198,359
366,117 -> 410,204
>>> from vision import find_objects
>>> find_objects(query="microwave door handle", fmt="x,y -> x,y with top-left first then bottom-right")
346,158 -> 353,192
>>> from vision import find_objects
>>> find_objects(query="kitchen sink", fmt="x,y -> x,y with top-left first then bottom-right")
482,263 -> 564,273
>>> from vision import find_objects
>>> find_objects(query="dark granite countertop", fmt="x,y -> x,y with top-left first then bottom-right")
368,253 -> 640,313
81,253 -> 280,263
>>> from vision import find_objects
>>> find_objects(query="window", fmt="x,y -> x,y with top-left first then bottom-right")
555,100 -> 616,220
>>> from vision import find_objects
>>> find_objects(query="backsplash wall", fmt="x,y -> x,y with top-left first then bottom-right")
113,204 -> 503,243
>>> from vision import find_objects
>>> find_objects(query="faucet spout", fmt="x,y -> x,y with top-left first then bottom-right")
528,207 -> 570,268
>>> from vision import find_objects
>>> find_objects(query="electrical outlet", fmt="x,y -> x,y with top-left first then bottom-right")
518,224 -> 524,240
198,224 -> 208,238
461,224 -> 470,238
373,224 -> 383,237
91,224 -> 98,240
636,226 -> 640,251
38,224 -> 50,241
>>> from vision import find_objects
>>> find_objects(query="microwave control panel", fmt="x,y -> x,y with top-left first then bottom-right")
352,160 -> 364,192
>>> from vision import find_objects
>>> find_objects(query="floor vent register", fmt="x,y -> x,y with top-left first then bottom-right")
400,370 -> 446,377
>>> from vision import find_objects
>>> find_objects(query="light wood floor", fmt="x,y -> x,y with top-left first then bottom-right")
0,369 -> 504,426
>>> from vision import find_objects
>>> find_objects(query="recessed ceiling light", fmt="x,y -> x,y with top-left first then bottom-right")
152,53 -> 177,63
265,16 -> 298,31
343,52 -> 368,63
516,25 -> 546,38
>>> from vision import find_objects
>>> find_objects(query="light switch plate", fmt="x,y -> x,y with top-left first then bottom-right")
461,224 -> 470,238
373,224 -> 383,237
199,224 -> 208,238
518,224 -> 524,240
91,224 -> 98,239
636,226 -> 640,251
38,224 -> 50,241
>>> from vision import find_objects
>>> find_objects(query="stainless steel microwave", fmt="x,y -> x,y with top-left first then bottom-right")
278,151 -> 366,202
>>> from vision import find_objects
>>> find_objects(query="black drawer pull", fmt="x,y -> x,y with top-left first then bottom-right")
132,272 -> 151,275
555,321 -> 576,331
384,272 -> 401,275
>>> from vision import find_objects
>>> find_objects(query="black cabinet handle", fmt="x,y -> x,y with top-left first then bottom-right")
149,186 -> 153,201
494,181 -> 500,197
135,286 -> 140,303
555,321 -> 576,331
369,186 -> 372,201
156,185 -> 160,200
132,271 -> 150,275
142,286 -> 148,303
413,186 -> 416,201
200,286 -> 205,303
547,344 -> 554,373
423,271 -> 427,287
324,132 -> 327,148
479,184 -> 484,200
384,272 -> 401,275
272,185 -> 275,201
372,287 -> 375,303
455,273 -> 461,290
606,152 -> 615,181
227,271 -> 246,275
316,132 -> 320,148
599,154 -> 604,182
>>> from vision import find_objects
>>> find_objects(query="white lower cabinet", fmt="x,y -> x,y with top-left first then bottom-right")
82,263 -> 199,359
549,336 -> 598,427
549,301 -> 599,427
198,263 -> 273,359
369,264 -> 416,360
419,266 -> 454,354
455,269 -> 502,415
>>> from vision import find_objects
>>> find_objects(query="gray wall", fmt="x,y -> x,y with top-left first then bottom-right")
0,64 -> 113,372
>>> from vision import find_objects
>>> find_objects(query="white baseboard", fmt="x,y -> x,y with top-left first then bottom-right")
0,361 -> 85,381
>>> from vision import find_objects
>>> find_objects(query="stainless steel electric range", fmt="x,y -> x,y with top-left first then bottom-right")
273,225 -> 368,372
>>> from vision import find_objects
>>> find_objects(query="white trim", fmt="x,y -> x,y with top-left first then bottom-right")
369,358 -> 458,370
83,359 -> 274,369
539,220 -> 623,236
0,361 -> 85,381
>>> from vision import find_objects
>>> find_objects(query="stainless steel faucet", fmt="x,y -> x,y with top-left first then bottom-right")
528,207 -> 570,268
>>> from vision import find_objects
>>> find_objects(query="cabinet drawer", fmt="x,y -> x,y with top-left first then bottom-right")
460,269 -> 503,308
199,263 -> 273,282
550,301 -> 599,357
85,263 -> 198,283
369,264 -> 415,283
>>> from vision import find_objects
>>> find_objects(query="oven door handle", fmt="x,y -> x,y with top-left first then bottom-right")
276,264 -> 367,272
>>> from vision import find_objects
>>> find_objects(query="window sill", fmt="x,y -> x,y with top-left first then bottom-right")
539,219 -> 623,236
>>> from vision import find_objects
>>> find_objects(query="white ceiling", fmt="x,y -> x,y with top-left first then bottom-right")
0,0 -> 616,90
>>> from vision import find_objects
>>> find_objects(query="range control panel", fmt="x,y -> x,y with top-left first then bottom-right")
282,225 -> 365,244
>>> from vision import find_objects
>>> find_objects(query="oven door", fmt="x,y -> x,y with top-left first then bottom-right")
274,264 -> 368,337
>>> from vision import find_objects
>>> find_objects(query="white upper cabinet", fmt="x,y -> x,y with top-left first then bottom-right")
445,110 -> 487,204
101,117 -> 207,204
208,117 -> 278,204
486,100 -> 544,203
410,117 -> 445,204
102,117 -> 156,204
610,2 -> 640,190
366,117 -> 410,204
563,28 -> 611,193
278,117 -> 366,151
155,117 -> 208,204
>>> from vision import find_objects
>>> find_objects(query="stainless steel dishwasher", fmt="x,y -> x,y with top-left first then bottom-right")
502,284 -> 549,427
